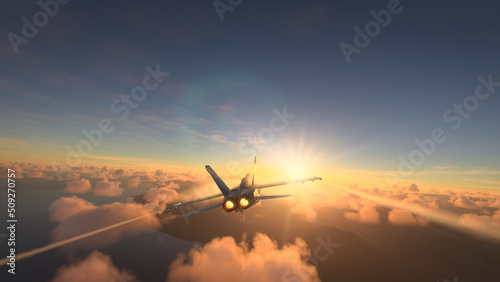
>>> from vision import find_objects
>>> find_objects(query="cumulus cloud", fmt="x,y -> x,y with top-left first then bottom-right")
344,205 -> 380,224
48,183 -> 182,249
292,200 -> 317,222
486,198 -> 500,209
113,169 -> 127,176
51,251 -> 137,282
408,183 -> 419,192
64,173 -> 81,181
166,233 -> 320,282
400,193 -> 441,209
91,172 -> 110,180
339,184 -> 500,218
0,162 -> 24,179
26,171 -> 46,178
143,184 -> 181,210
65,178 -> 92,194
1,162 -> 203,189
388,209 -> 428,226
49,196 -> 96,222
127,177 -> 142,188
49,196 -> 161,248
326,183 -> 500,242
450,195 -> 481,210
459,210 -> 500,229
139,173 -> 158,183
94,179 -> 123,197
133,169 -> 201,184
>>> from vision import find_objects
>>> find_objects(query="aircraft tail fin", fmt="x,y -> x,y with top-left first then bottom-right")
206,165 -> 231,196
251,156 -> 257,189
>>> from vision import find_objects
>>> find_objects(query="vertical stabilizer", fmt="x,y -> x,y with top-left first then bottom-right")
205,165 -> 231,196
251,156 -> 257,189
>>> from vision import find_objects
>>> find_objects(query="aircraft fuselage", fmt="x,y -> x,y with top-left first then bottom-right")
222,186 -> 258,212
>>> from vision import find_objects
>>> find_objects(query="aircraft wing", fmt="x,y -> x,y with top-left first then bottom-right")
254,177 -> 322,189
166,192 -> 224,210
259,194 -> 292,200
179,203 -> 222,217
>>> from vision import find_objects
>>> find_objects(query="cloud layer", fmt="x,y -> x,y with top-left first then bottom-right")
51,251 -> 137,282
48,185 -> 180,249
94,178 -> 123,197
166,233 -> 320,282
65,178 -> 92,193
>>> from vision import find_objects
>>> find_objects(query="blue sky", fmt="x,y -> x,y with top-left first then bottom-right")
1,0 -> 499,188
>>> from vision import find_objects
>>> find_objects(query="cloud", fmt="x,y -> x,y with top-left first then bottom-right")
344,205 -> 380,224
486,198 -> 500,209
65,178 -> 92,194
127,177 -> 141,188
51,251 -> 137,282
49,196 -> 96,222
94,179 -> 123,197
459,210 -> 500,229
64,173 -> 81,181
450,195 -> 481,210
0,162 -> 24,179
136,169 -> 199,184
49,196 -> 161,248
388,209 -> 428,226
139,172 -> 158,183
408,183 -> 419,192
399,193 -> 441,209
26,171 -> 46,178
142,184 -> 181,210
292,200 -> 317,222
338,184 -> 500,217
113,169 -> 127,176
166,233 -> 320,282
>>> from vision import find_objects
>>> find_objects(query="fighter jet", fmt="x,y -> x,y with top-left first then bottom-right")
166,157 -> 322,217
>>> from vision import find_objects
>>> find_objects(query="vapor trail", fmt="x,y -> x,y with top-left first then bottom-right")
327,182 -> 500,243
0,210 -> 159,266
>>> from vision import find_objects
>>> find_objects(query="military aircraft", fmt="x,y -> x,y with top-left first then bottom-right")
166,157 -> 322,217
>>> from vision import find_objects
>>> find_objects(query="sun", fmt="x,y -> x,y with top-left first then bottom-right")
262,125 -> 327,182
288,163 -> 306,179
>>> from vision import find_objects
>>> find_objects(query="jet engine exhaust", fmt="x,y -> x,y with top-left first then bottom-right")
223,198 -> 237,212
238,195 -> 251,209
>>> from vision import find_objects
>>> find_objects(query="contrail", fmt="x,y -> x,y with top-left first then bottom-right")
326,182 -> 500,243
0,210 -> 159,266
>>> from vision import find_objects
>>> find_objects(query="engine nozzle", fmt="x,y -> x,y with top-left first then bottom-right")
223,198 -> 237,212
238,195 -> 252,209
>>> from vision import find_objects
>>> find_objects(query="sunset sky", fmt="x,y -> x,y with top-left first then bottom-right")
2,1 -> 500,281
2,1 -> 500,192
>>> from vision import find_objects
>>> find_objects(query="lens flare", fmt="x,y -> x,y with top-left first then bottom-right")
240,197 -> 249,207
